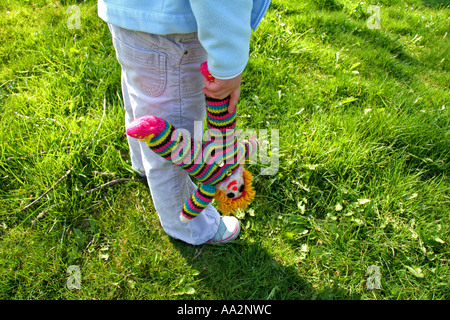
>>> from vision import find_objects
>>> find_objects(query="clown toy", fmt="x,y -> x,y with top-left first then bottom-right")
126,62 -> 258,223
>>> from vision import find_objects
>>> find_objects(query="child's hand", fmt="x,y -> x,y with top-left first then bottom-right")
201,73 -> 242,114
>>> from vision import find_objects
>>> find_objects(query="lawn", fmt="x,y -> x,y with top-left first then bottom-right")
0,0 -> 449,300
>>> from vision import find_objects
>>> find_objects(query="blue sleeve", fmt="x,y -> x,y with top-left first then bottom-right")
189,0 -> 253,79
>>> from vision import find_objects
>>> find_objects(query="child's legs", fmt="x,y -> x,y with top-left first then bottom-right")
109,24 -> 220,245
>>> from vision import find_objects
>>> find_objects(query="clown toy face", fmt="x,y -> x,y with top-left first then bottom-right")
218,165 -> 246,199
214,165 -> 255,215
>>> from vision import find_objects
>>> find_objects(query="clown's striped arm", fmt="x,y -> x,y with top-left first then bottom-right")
180,184 -> 217,223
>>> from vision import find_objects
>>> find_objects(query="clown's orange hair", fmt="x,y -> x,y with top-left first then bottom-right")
214,168 -> 255,215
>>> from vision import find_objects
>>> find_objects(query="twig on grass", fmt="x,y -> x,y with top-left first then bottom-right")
31,177 -> 136,225
21,164 -> 76,212
84,177 -> 133,195
13,111 -> 63,127
20,97 -> 107,212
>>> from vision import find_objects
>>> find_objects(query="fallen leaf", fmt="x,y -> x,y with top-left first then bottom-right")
405,265 -> 424,278
358,198 -> 371,205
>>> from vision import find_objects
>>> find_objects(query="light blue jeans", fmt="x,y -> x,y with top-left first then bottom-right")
108,24 -> 220,245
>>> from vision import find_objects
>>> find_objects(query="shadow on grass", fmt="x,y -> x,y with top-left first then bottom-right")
422,0 -> 450,8
171,237 -> 354,300
171,238 -> 313,300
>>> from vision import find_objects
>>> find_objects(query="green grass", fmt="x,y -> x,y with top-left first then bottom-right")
0,0 -> 449,300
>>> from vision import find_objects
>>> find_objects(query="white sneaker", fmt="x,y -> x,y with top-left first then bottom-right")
207,216 -> 240,244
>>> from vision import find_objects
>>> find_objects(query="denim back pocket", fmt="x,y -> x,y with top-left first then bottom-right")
113,36 -> 167,97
